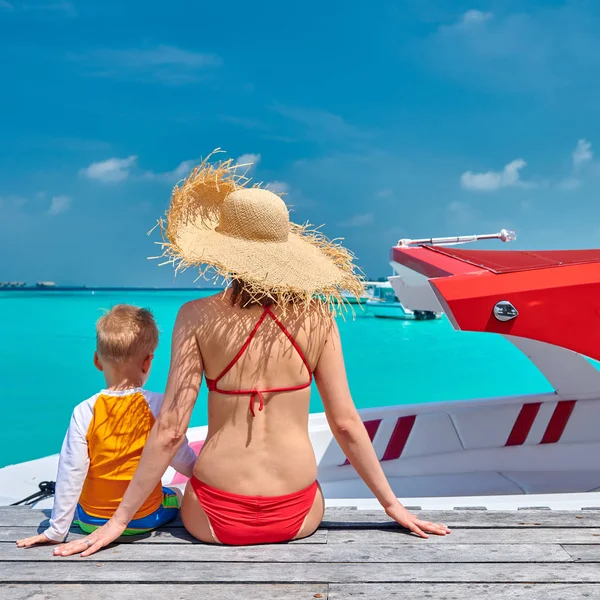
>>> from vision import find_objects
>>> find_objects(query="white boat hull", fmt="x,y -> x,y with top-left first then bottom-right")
388,273 -> 443,313
4,389 -> 600,510
366,300 -> 414,319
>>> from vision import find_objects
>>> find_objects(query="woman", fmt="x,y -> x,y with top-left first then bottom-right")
55,153 -> 450,556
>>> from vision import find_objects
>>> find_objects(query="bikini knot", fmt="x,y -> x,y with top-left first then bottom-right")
249,390 -> 265,417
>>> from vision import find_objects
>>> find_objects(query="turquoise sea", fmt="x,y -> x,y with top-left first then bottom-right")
0,290 -> 555,468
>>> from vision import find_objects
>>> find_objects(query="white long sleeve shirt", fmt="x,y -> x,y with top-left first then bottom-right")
44,388 -> 197,542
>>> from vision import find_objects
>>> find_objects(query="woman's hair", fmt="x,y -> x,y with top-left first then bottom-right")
230,279 -> 275,309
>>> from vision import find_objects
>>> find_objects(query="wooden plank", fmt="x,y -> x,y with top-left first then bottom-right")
6,524 -> 598,546
327,527 -> 600,544
322,510 -> 600,528
0,527 -> 326,544
4,506 -> 600,528
0,542 -> 572,563
0,526 -> 189,543
0,583 -> 329,600
562,544 -> 600,561
4,524 -> 600,545
8,583 -> 600,600
2,562 -> 600,583
0,507 -> 51,527
329,583 -> 600,599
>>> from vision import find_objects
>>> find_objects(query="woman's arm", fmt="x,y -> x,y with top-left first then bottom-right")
54,302 -> 204,557
144,391 -> 198,479
314,318 -> 450,538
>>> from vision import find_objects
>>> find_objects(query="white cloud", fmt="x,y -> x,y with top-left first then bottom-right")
234,153 -> 261,175
377,189 -> 393,198
144,159 -> 195,184
0,1 -> 14,10
164,159 -> 195,181
460,9 -> 493,26
338,213 -> 375,228
48,195 -> 71,216
439,9 -> 494,34
556,139 -> 593,190
76,45 -> 222,85
81,156 -> 137,183
265,180 -> 290,194
463,139 -> 594,194
573,139 -> 592,171
461,158 -> 529,191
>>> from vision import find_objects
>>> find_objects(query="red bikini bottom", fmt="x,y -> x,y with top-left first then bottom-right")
189,476 -> 319,545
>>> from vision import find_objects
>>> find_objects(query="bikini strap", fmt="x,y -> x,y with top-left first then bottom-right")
264,307 -> 313,384
209,306 -> 271,388
206,306 -> 313,417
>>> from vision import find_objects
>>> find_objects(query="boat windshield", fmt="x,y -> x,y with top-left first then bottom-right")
374,286 -> 398,302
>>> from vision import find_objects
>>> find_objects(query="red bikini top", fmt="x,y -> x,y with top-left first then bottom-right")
205,306 -> 313,417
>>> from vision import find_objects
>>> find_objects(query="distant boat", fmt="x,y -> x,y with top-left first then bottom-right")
36,282 -> 56,288
342,281 -> 387,305
0,282 -> 26,288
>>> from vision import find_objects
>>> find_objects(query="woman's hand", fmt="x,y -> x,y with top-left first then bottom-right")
385,502 -> 451,539
16,533 -> 62,548
53,517 -> 127,557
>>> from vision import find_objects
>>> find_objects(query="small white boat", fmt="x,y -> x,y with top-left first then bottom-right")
341,281 -> 382,305
366,282 -> 441,320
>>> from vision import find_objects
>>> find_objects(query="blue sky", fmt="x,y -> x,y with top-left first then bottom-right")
1,0 -> 600,286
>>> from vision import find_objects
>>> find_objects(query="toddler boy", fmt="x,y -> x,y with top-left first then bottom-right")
17,304 -> 197,546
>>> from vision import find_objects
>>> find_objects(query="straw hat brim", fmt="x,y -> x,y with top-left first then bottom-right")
175,216 -> 348,294
157,149 -> 365,312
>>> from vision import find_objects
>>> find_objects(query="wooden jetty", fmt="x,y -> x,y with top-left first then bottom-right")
2,504 -> 600,598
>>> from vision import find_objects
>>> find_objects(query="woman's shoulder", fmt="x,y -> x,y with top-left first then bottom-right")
176,292 -> 227,323
274,303 -> 336,339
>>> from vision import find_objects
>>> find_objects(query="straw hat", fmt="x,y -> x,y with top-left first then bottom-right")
157,149 -> 364,312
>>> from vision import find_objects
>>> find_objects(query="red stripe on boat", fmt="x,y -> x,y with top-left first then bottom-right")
341,419 -> 382,466
505,403 -> 541,446
381,415 -> 416,462
541,400 -> 576,444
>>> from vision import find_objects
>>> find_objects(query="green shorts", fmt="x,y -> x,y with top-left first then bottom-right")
74,487 -> 180,535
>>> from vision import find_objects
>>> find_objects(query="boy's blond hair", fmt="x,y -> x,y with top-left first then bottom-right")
96,305 -> 158,363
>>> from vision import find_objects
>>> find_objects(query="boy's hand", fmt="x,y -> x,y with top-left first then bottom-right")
16,533 -> 62,548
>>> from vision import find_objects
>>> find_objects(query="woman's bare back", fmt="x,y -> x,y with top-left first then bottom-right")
189,291 -> 331,497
